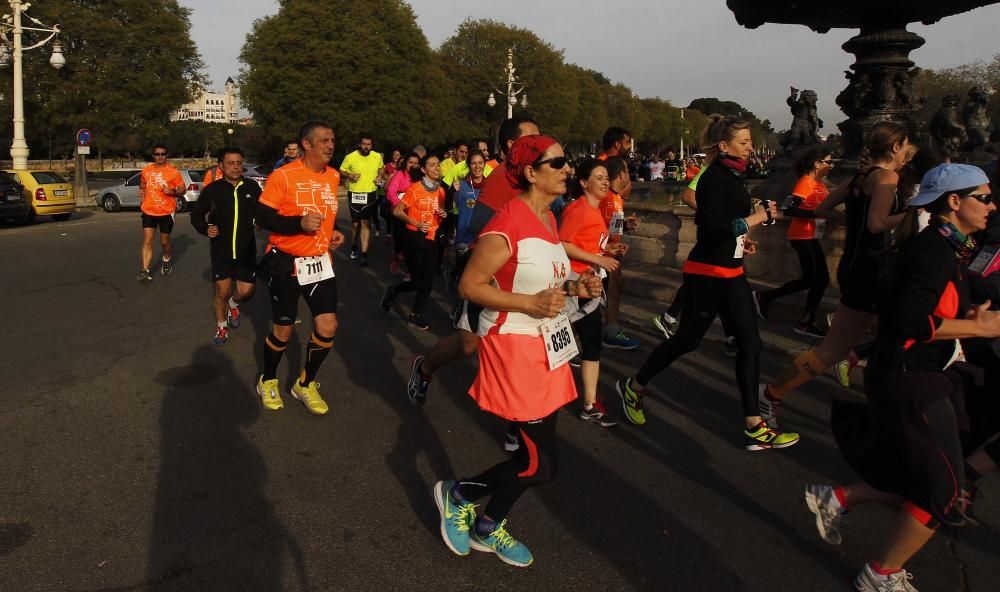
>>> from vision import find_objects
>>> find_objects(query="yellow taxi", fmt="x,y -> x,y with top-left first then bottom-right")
5,169 -> 75,222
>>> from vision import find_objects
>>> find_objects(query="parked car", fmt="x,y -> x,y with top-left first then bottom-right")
5,169 -> 74,222
0,172 -> 29,224
97,169 -> 203,213
242,164 -> 273,189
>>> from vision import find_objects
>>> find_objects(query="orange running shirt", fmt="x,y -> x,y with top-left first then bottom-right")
558,198 -> 609,274
140,164 -> 185,216
258,161 -> 341,257
400,181 -> 446,241
599,190 -> 625,243
202,167 -> 223,186
787,175 -> 829,240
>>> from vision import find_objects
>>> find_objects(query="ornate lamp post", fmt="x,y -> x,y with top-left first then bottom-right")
487,47 -> 528,120
0,0 -> 65,170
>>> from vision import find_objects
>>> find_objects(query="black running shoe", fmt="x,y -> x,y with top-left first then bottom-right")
409,313 -> 430,330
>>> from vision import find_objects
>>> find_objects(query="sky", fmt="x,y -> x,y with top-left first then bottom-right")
179,0 -> 1000,134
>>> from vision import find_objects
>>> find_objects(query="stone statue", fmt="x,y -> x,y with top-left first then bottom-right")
894,69 -> 924,111
782,87 -> 823,152
929,94 -> 966,157
836,71 -> 872,114
962,86 -> 993,152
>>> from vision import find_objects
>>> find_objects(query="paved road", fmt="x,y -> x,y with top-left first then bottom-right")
0,208 -> 995,591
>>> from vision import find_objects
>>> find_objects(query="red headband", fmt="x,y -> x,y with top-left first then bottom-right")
505,135 -> 558,190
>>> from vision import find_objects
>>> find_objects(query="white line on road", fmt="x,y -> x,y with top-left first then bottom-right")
0,216 -> 136,236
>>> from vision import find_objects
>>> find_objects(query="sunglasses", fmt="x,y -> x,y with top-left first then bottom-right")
153,152 -> 167,156
533,156 -> 569,170
819,159 -> 834,165
965,193 -> 994,205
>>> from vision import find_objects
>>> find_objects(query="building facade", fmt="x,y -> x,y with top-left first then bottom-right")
171,77 -> 241,124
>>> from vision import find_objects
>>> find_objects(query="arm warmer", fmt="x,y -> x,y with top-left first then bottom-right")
255,202 -> 302,236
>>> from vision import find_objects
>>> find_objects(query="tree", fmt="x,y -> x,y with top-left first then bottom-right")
913,55 -> 1000,126
239,0 -> 453,160
687,97 -> 777,152
0,0 -> 204,160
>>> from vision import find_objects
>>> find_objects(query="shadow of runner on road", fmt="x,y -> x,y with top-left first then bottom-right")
147,345 -> 307,591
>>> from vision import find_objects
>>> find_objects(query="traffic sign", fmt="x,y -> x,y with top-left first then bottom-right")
76,128 -> 92,146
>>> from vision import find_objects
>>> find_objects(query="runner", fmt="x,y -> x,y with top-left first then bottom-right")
440,141 -> 468,180
806,163 -> 998,592
273,140 -> 299,169
190,147 -> 262,346
452,150 -> 487,290
253,121 -> 345,415
752,145 -> 834,337
597,127 -> 640,350
340,134 -> 384,266
202,153 -> 224,186
136,144 -> 186,283
433,135 -> 602,567
758,122 -> 912,428
404,117 -> 539,408
615,115 -> 800,451
559,158 -> 622,426
386,152 -> 421,276
382,154 -> 447,330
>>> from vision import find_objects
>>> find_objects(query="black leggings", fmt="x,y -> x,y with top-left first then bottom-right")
667,282 -> 736,338
760,239 -> 829,322
572,303 -> 603,362
637,273 -> 762,418
393,231 -> 439,314
457,411 -> 558,521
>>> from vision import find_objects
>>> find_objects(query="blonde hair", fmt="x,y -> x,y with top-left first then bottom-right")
700,114 -> 751,164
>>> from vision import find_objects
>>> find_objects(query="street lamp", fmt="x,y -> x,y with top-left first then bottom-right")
486,47 -> 527,120
0,1 -> 66,170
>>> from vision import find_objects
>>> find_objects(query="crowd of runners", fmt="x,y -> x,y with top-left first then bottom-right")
130,116 -> 999,590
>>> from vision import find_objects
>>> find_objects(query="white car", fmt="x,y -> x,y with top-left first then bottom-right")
97,169 -> 204,213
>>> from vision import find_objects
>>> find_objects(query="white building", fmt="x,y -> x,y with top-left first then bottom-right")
171,77 -> 241,124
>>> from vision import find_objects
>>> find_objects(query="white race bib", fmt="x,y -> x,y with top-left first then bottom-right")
814,219 -> 827,240
294,253 -> 335,286
734,235 -> 746,259
351,192 -> 369,204
540,313 -> 579,371
609,211 -> 625,236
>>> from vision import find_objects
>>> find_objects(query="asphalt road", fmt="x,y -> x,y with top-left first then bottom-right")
0,208 -> 995,591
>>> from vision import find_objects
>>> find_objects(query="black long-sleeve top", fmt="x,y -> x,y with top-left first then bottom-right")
683,161 -> 752,277
190,177 -> 261,260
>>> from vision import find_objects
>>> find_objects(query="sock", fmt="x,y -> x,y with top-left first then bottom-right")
162,256 -> 171,262
604,324 -> 621,339
870,561 -> 901,576
418,359 -> 433,381
262,331 -> 288,381
300,332 -> 334,385
474,516 -> 498,536
228,296 -> 239,309
768,349 -> 827,400
217,321 -> 226,329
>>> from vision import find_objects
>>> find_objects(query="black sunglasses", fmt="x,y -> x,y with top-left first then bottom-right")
153,152 -> 167,156
964,193 -> 994,205
533,156 -> 569,170
819,159 -> 834,165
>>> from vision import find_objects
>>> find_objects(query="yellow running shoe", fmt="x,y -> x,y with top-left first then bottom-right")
256,376 -> 284,411
290,374 -> 329,415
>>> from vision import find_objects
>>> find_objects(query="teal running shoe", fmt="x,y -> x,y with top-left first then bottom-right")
470,519 -> 534,567
433,480 -> 476,556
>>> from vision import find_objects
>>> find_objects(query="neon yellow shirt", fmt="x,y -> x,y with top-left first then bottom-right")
340,150 -> 384,193
443,161 -> 496,186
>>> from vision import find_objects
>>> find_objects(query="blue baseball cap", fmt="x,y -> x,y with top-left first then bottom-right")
909,163 -> 990,207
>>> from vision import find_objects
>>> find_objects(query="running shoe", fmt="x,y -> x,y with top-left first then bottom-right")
603,330 -> 640,351
503,431 -> 520,453
724,336 -> 738,358
380,286 -> 396,312
290,378 -> 329,415
836,359 -> 853,388
256,376 -> 284,411
406,356 -> 430,407
350,248 -> 359,260
794,322 -> 827,338
212,326 -> 229,346
957,479 -> 981,527
579,400 -> 618,427
826,311 -> 836,329
433,480 -> 476,556
227,306 -> 241,329
136,269 -> 153,283
751,290 -> 768,320
757,384 -> 781,428
615,377 -> 646,425
652,312 -> 679,339
360,255 -> 369,268
470,519 -> 533,568
408,313 -> 430,331
160,259 -> 172,276
743,421 -> 799,451
805,484 -> 845,545
854,562 -> 918,592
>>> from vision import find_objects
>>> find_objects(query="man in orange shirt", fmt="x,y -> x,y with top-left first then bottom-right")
202,154 -> 223,186
137,144 -> 186,282
254,121 -> 346,415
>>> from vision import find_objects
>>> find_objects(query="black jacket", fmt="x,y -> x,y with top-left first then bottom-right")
191,177 -> 262,260
688,161 -> 752,270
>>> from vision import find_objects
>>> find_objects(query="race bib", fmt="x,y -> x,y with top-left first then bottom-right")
814,219 -> 827,240
540,314 -> 579,371
609,211 -> 625,236
734,234 -> 746,259
351,192 -> 369,204
294,253 -> 335,286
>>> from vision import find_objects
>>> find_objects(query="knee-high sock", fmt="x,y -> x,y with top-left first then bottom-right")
301,332 -> 334,385
768,349 -> 826,400
262,332 -> 288,381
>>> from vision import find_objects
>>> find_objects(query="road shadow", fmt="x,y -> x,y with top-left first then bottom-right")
147,345 -> 306,590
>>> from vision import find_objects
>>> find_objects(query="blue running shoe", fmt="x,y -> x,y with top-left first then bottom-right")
602,330 -> 640,351
433,480 -> 476,556
470,519 -> 534,567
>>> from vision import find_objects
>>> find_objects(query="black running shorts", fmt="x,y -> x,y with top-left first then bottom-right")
267,272 -> 338,325
348,191 -> 378,221
141,213 -> 174,234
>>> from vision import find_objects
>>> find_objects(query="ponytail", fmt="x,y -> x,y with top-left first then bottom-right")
701,114 -> 751,165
